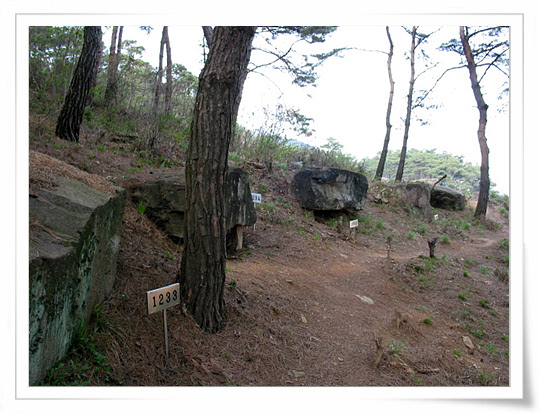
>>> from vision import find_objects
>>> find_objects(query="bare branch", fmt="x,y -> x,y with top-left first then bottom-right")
413,65 -> 466,108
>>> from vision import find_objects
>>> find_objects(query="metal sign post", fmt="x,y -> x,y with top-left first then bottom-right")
350,219 -> 359,238
146,283 -> 180,356
252,193 -> 262,231
163,308 -> 169,356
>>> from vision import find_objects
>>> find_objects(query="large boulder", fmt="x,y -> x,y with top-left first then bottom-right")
224,167 -> 257,252
129,174 -> 186,243
128,167 -> 257,251
290,167 -> 368,213
29,153 -> 125,385
429,185 -> 466,211
371,181 -> 433,222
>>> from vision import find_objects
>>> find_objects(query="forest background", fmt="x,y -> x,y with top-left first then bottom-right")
103,24 -> 511,195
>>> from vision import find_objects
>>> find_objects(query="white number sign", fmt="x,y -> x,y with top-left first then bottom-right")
252,193 -> 262,204
146,283 -> 180,315
349,219 -> 359,228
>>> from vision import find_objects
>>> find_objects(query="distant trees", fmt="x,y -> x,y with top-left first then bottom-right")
29,26 -> 85,113
55,26 -> 102,142
29,26 -> 199,149
363,148 -> 483,195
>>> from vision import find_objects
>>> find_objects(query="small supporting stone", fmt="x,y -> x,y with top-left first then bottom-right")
428,238 -> 438,258
395,309 -> 402,331
236,225 -> 244,250
373,337 -> 384,369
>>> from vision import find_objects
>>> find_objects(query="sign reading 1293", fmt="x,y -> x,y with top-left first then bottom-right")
146,283 -> 180,315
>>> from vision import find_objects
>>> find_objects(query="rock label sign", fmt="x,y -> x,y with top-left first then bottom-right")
349,219 -> 359,228
147,283 -> 180,356
251,192 -> 262,204
147,283 -> 180,315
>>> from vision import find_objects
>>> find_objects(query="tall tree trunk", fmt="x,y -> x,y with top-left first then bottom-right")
395,26 -> 417,182
178,26 -> 256,333
56,26 -> 101,142
375,26 -> 395,180
105,26 -> 123,106
148,26 -> 167,150
460,26 -> 490,221
153,27 -> 166,114
164,27 -> 173,114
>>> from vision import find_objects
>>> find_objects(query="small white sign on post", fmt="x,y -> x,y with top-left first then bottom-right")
147,283 -> 180,315
349,219 -> 359,228
251,192 -> 262,204
146,283 -> 180,356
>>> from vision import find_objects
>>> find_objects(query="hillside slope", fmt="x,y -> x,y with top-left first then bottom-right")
31,135 -> 510,387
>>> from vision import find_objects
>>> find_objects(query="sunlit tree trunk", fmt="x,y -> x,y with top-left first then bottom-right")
460,26 -> 490,221
178,26 -> 256,333
55,26 -> 101,142
375,26 -> 395,180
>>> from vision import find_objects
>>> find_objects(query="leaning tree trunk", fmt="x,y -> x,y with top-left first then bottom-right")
178,26 -> 256,333
375,26 -> 395,180
460,26 -> 490,221
56,26 -> 101,142
395,26 -> 417,182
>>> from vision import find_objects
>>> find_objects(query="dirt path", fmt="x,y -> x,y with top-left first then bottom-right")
223,213 -> 509,386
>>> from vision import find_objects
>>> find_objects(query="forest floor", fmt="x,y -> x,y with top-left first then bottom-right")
31,132 -> 511,389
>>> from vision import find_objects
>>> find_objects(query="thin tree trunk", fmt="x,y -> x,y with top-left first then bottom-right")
56,26 -> 101,142
148,27 -> 167,150
460,26 -> 490,221
179,26 -> 256,333
396,26 -> 417,182
375,26 -> 395,180
153,27 -> 166,113
164,27 -> 173,114
105,26 -> 123,106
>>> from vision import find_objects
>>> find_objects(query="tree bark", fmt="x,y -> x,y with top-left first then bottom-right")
396,26 -> 417,182
87,34 -> 103,107
55,26 -> 102,142
375,26 -> 395,180
460,26 -> 490,221
178,26 -> 257,333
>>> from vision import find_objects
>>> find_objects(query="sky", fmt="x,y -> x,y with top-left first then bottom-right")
107,23 -> 511,195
